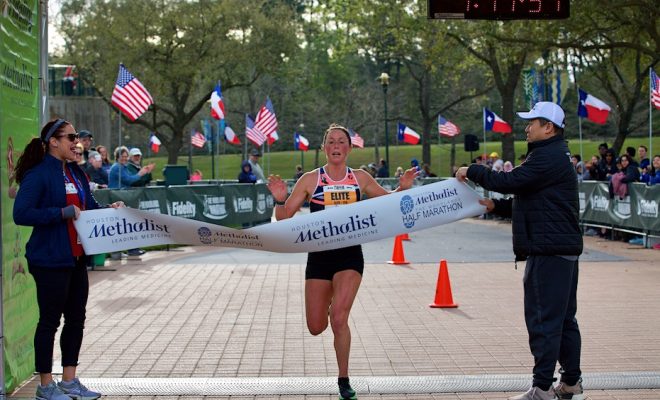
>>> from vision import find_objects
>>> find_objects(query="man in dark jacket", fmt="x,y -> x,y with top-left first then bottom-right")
456,102 -> 584,400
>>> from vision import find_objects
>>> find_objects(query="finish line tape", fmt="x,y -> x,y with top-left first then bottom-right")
75,179 -> 485,254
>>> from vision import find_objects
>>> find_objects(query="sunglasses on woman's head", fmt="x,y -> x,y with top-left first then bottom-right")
57,133 -> 80,142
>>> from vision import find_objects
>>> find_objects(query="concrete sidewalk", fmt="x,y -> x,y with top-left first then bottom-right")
9,219 -> 660,399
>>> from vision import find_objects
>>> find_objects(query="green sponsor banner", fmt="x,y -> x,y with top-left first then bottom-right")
96,183 -> 275,229
581,181 -> 660,232
1,0 -> 41,391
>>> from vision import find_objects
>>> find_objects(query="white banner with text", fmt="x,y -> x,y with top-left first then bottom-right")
74,179 -> 485,254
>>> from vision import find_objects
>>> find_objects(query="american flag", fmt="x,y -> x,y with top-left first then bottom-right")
245,114 -> 266,146
651,68 -> 660,110
348,128 -> 364,148
191,131 -> 206,148
438,115 -> 460,137
255,97 -> 278,141
111,64 -> 153,121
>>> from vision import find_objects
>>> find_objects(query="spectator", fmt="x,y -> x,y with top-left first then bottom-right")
367,162 -> 377,177
422,163 -> 437,177
601,149 -> 618,180
503,161 -> 514,172
488,151 -> 499,168
583,155 -> 600,181
473,155 -> 483,165
492,159 -> 504,172
74,143 -> 85,166
108,146 -> 153,189
238,160 -> 257,184
610,154 -> 640,199
376,158 -> 389,177
190,169 -> 203,182
638,145 -> 650,171
571,154 -> 584,181
394,166 -> 404,178
640,155 -> 660,185
247,149 -> 265,183
410,158 -> 420,170
78,130 -> 94,165
293,165 -> 304,181
95,145 -> 112,175
620,154 -> 640,183
518,153 -> 527,165
126,148 -> 153,187
84,151 -> 108,188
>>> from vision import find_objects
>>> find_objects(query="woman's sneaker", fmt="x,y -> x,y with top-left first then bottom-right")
338,377 -> 357,400
35,381 -> 71,400
508,386 -> 556,400
57,377 -> 102,400
555,378 -> 584,399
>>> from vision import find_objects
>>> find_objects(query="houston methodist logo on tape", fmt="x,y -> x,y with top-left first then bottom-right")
400,187 -> 462,229
85,215 -> 172,244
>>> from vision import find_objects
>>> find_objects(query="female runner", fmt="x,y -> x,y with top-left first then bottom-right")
267,123 -> 417,399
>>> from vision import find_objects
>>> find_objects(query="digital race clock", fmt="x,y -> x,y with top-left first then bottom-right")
428,0 -> 570,20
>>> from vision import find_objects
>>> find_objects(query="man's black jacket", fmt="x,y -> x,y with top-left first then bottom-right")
467,134 -> 583,261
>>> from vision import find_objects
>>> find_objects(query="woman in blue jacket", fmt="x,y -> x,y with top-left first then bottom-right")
13,119 -> 123,400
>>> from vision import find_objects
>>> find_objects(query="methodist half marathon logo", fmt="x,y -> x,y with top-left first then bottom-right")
578,192 -> 586,214
256,193 -> 267,214
139,200 -> 162,214
613,196 -> 631,220
202,195 -> 228,220
86,216 -> 171,245
399,187 -> 461,229
637,199 -> 658,218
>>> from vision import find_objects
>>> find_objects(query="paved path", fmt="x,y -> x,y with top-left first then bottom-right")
9,218 -> 660,399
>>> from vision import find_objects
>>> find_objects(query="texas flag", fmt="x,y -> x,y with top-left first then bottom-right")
267,131 -> 279,145
210,83 -> 225,120
149,133 -> 161,153
224,126 -> 241,145
397,123 -> 421,145
294,133 -> 309,151
484,108 -> 512,133
577,89 -> 611,124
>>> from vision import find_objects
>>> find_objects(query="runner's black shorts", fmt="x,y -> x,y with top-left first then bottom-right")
305,245 -> 364,280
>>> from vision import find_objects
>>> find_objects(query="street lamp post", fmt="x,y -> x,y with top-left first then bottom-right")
377,72 -> 390,175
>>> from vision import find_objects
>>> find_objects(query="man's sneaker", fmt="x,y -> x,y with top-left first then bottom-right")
555,378 -> 584,400
508,386 -> 556,400
36,381 -> 71,400
57,378 -> 101,400
338,377 -> 357,400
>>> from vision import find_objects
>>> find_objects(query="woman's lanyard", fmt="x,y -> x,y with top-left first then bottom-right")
63,164 -> 86,208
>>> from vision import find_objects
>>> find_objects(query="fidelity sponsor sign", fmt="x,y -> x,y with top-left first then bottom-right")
75,179 -> 485,254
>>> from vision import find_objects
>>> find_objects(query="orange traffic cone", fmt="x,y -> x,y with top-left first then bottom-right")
401,233 -> 411,241
429,259 -> 458,308
387,235 -> 410,265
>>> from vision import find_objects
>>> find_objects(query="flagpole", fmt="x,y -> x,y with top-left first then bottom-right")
188,129 -> 193,174
650,67 -> 653,158
118,110 -> 122,188
574,67 -> 583,163
482,108 -> 487,160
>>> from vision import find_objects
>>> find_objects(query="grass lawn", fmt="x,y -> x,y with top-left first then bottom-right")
142,137 -> 659,181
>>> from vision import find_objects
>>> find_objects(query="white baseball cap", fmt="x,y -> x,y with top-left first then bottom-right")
128,148 -> 142,157
517,102 -> 565,128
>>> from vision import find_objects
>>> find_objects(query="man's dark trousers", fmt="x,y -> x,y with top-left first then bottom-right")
524,255 -> 581,390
